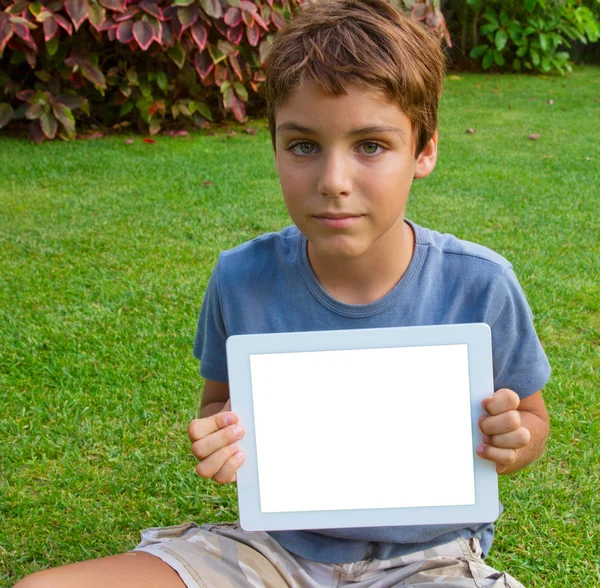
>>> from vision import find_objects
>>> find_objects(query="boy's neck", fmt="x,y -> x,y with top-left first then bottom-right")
307,220 -> 415,305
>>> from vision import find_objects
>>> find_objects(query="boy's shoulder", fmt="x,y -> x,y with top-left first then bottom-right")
216,225 -> 300,285
221,225 -> 300,261
414,222 -> 513,273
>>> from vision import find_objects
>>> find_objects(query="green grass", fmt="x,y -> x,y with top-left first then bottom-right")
1,67 -> 599,586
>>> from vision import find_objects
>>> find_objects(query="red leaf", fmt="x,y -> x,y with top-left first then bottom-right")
224,7 -> 242,27
246,23 -> 259,47
240,1 -> 258,14
226,23 -> 243,45
142,14 -> 161,40
0,13 -> 14,55
231,95 -> 246,122
200,0 -> 221,19
228,53 -> 242,79
177,5 -> 197,31
141,0 -> 162,20
194,50 -> 214,80
191,22 -> 207,51
116,20 -> 133,43
43,17 -> 58,41
143,138 -> 156,143
528,134 -> 540,140
125,138 -> 134,144
98,0 -> 125,13
242,10 -> 253,26
16,89 -> 35,102
253,11 -> 268,31
270,10 -> 284,29
133,19 -> 154,50
54,14 -> 73,35
114,6 -> 138,22
28,120 -> 45,143
65,0 -> 89,31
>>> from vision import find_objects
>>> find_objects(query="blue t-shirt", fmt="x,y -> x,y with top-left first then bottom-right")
193,221 -> 551,564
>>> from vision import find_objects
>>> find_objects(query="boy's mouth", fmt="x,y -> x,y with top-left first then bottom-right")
312,213 -> 363,229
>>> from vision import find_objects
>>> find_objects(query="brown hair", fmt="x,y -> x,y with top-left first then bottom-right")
264,0 -> 445,156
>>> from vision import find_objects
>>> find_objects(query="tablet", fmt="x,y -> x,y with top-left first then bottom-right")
226,323 -> 499,531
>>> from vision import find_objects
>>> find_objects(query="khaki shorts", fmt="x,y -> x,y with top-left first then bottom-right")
133,521 -> 525,587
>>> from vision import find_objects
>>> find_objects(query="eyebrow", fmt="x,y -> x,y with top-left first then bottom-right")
276,123 -> 405,137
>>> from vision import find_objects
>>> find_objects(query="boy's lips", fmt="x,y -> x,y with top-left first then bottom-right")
312,213 -> 363,229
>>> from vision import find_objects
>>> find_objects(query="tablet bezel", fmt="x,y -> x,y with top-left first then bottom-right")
226,323 -> 499,531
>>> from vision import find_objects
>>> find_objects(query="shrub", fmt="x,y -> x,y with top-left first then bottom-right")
0,0 -> 311,141
466,0 -> 600,74
0,0 -> 451,141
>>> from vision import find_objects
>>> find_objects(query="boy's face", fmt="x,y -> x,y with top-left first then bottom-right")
274,83 -> 437,266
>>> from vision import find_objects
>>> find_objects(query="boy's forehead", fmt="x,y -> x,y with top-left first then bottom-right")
274,82 -> 410,133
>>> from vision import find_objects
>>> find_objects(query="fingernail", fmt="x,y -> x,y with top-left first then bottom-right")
233,425 -> 243,438
476,445 -> 484,455
482,435 -> 490,444
235,450 -> 245,460
223,414 -> 235,426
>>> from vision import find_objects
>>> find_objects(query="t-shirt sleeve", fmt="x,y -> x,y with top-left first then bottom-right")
485,267 -> 551,399
193,258 -> 229,383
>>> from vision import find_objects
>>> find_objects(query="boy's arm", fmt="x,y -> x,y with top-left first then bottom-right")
198,379 -> 231,418
478,389 -> 549,475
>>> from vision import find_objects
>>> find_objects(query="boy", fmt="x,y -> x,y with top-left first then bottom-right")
17,0 -> 550,586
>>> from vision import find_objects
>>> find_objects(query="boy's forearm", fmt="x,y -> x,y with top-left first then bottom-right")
199,401 -> 227,419
500,410 -> 549,475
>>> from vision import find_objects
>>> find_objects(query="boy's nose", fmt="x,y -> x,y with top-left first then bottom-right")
317,151 -> 352,198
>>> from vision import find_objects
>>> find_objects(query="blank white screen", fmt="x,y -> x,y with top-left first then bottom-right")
249,344 -> 475,514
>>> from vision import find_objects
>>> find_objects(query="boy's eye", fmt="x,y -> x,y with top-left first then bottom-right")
290,142 -> 317,155
360,142 -> 383,155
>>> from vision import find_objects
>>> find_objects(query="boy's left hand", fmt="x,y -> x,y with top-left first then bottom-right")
477,388 -> 532,474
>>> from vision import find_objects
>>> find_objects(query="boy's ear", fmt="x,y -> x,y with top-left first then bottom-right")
414,130 -> 438,179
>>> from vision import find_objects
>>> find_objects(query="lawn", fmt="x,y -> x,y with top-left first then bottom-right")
1,68 -> 599,586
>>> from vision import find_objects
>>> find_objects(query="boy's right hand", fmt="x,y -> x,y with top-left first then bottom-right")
188,402 -> 245,484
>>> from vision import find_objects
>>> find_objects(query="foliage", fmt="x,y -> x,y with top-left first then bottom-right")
0,0 -> 305,141
0,0 -> 452,142
466,0 -> 600,74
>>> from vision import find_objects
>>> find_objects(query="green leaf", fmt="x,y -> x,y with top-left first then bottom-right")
513,58 -> 521,71
495,29 -> 508,51
40,110 -> 58,138
156,71 -> 168,92
0,102 -> 14,129
480,23 -> 498,36
494,51 -> 505,66
541,56 -> 551,72
482,49 -> 494,69
168,41 -> 185,69
516,45 -> 528,58
208,43 -> 226,65
525,0 -> 537,13
233,82 -> 248,102
52,102 -> 75,138
531,49 -> 540,66
119,101 -> 134,116
191,101 -> 212,121
469,44 -> 489,58
172,0 -> 194,6
539,33 -> 549,53
46,35 -> 59,55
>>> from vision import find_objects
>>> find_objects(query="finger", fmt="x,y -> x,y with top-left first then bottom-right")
188,411 -> 239,442
191,424 -> 245,460
479,410 -> 522,435
476,444 -> 517,470
482,388 -> 520,416
195,442 -> 241,479
483,427 -> 531,449
213,450 -> 246,484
